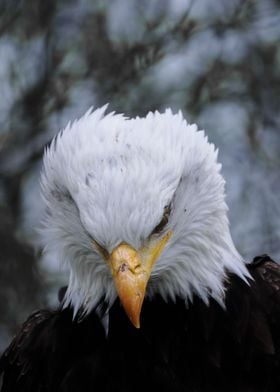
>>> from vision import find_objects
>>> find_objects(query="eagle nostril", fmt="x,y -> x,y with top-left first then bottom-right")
119,263 -> 128,272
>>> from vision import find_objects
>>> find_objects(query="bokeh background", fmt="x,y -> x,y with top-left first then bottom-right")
0,0 -> 279,353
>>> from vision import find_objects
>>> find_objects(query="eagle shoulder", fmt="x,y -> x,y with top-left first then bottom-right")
0,306 -> 107,391
250,254 -> 280,293
0,309 -> 58,390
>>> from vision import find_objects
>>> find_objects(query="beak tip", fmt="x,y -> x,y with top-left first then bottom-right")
131,318 -> 141,329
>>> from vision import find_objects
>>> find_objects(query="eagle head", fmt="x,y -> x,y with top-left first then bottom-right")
41,106 -> 249,327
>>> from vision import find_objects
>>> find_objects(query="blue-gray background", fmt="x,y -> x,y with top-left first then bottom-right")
0,0 -> 279,352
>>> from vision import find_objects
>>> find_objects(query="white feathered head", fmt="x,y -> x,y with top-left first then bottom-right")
41,106 -> 249,327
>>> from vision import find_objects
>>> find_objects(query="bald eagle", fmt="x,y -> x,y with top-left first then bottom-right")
1,107 -> 280,392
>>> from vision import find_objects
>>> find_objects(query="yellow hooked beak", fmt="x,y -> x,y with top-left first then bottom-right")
108,231 -> 172,328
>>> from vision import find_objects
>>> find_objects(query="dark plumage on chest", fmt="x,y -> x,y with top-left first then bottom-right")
1,261 -> 280,392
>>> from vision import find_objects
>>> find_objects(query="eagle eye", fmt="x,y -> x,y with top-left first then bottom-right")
151,204 -> 171,236
92,239 -> 110,260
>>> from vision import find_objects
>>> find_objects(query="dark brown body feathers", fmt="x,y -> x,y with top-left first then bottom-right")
1,255 -> 280,391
